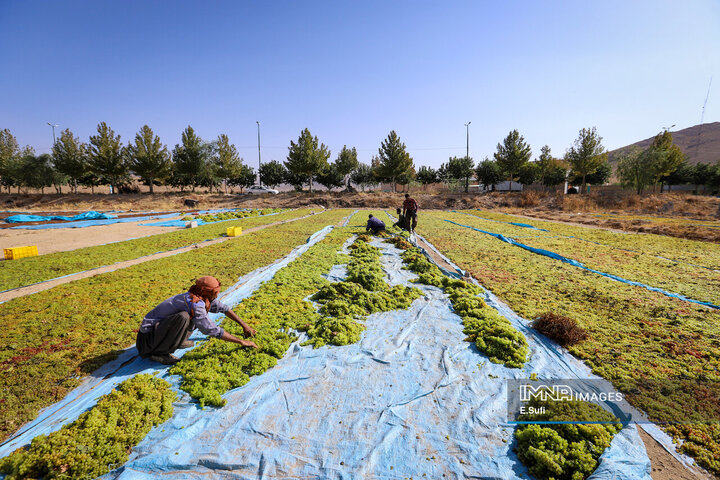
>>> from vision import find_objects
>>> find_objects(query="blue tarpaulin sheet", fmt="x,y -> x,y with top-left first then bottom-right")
444,219 -> 720,310
0,225 -> 663,479
10,213 -> 180,229
4,211 -> 116,223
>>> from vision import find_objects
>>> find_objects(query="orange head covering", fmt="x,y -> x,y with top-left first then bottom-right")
188,276 -> 221,311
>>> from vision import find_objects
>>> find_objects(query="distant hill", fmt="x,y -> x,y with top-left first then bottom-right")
608,121 -> 720,166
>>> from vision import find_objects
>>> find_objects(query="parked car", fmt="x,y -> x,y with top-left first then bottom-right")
245,185 -> 279,195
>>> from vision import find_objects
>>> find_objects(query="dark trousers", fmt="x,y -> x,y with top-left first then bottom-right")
406,212 -> 417,230
136,311 -> 193,357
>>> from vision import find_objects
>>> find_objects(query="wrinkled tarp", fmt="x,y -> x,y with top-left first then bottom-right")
4,211 -> 116,223
1,228 -> 660,479
9,213 -> 180,229
140,211 -> 280,228
444,219 -> 720,310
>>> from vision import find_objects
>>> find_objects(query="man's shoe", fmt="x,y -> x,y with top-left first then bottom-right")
149,354 -> 180,365
179,340 -> 195,349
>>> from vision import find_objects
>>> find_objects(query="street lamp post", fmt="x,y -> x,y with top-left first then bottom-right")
464,121 -> 471,193
464,121 -> 471,160
256,121 -> 262,186
47,122 -> 59,148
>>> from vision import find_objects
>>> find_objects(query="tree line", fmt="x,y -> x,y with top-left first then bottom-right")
1,124 -> 718,195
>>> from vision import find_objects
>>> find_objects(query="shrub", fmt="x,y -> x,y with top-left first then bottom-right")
532,312 -> 587,347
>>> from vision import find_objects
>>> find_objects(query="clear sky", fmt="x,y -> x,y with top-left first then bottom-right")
1,0 -> 718,170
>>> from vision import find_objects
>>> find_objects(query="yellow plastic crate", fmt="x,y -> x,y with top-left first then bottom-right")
4,245 -> 38,260
226,226 -> 242,237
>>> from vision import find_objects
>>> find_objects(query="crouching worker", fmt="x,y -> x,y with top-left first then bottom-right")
137,276 -> 258,365
393,208 -> 407,231
366,214 -> 386,235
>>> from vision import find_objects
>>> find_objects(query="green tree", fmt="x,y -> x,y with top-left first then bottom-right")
259,160 -> 287,189
416,166 -> 438,186
88,122 -> 128,194
285,128 -> 331,192
334,146 -> 359,190
565,127 -> 607,194
316,161 -> 345,190
518,162 -> 537,185
445,156 -> 475,192
542,159 -> 569,188
535,145 -> 554,185
646,130 -> 686,192
172,126 -> 210,192
350,163 -> 375,191
213,134 -> 243,193
494,130 -> 532,191
127,125 -> 171,193
228,164 -> 256,193
19,153 -> 55,193
690,163 -> 713,193
665,161 -> 692,190
616,146 -> 653,194
570,162 -> 611,186
52,129 -> 88,193
373,130 -> 414,192
475,158 -> 502,190
0,129 -> 23,192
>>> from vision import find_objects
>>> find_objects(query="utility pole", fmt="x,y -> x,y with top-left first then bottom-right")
256,121 -> 262,186
47,122 -> 59,148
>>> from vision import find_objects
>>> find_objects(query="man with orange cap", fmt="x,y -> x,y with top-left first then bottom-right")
136,276 -> 258,365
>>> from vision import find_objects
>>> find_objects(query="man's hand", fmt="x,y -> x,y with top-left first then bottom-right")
240,339 -> 259,349
242,325 -> 257,338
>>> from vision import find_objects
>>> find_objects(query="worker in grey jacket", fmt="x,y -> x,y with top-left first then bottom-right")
136,276 -> 257,365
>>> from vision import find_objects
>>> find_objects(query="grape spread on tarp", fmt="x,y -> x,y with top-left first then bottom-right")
1,228 -> 655,479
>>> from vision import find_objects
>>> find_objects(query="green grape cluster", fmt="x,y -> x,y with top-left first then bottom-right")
514,398 -> 621,480
400,246 -> 528,368
0,374 -> 175,480
666,423 -> 720,476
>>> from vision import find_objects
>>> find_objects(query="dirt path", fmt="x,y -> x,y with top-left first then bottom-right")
638,427 -> 712,480
0,218 -> 184,255
0,213 -> 318,303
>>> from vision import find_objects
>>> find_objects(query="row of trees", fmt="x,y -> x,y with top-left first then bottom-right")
0,125 -> 416,194
2,124 -> 718,195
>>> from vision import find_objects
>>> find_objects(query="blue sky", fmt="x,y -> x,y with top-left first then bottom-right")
1,0 -> 718,170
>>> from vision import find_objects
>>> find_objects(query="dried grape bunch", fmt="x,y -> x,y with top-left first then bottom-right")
0,374 -> 175,480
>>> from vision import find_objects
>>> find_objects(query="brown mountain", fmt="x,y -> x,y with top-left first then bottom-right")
608,121 -> 720,166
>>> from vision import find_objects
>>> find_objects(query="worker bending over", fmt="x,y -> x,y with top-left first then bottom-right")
366,214 -> 386,234
137,276 -> 258,365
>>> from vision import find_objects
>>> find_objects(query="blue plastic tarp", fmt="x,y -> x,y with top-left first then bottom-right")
4,211 -> 116,223
1,228 -> 661,479
10,213 -> 180,229
444,219 -> 720,310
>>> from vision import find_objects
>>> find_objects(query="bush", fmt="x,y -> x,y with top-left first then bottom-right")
532,312 -> 587,347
